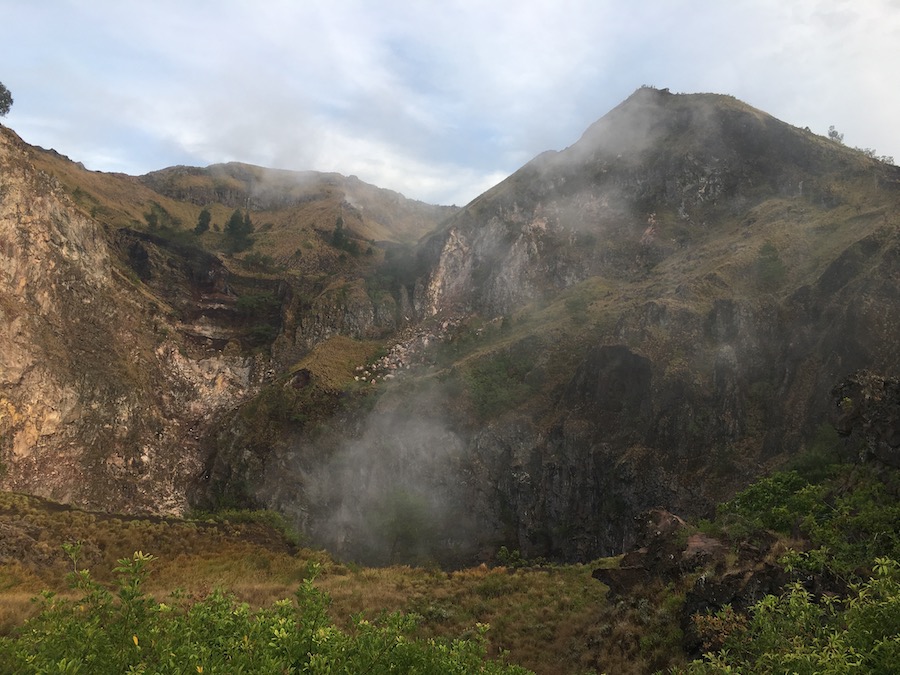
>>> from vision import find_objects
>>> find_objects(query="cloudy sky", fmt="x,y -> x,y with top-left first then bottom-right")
1,0 -> 898,205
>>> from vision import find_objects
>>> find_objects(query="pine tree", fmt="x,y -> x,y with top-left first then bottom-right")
194,208 -> 211,235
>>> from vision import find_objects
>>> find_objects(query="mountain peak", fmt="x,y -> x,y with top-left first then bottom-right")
565,86 -> 873,175
421,88 -> 900,319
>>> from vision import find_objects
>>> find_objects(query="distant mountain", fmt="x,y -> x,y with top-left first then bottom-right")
140,162 -> 456,246
361,86 -> 898,561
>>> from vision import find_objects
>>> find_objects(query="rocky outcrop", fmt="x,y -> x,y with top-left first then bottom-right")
276,279 -> 398,357
831,370 -> 900,467
592,509 -> 714,598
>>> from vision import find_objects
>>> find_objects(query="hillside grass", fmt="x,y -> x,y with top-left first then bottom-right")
289,335 -> 384,392
3,451 -> 897,672
0,491 -> 617,674
26,141 -> 446,296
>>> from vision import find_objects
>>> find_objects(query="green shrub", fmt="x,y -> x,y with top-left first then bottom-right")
239,251 -> 278,272
717,471 -> 823,533
683,558 -> 900,674
719,465 -> 900,576
799,473 -> 900,575
189,508 -> 302,547
0,553 -> 531,674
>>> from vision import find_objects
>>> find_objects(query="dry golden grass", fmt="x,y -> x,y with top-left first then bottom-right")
0,491 -> 641,674
290,335 -> 383,391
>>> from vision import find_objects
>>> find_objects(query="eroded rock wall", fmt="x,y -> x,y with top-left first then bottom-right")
0,127 -> 259,514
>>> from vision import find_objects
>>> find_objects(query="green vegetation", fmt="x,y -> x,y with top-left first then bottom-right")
189,509 -> 303,547
239,251 -> 279,273
0,491 -> 609,674
225,208 -> 254,252
827,124 -> 894,163
462,347 -> 543,420
677,458 -> 900,672
235,291 -> 280,317
331,216 -> 361,256
683,559 -> 900,674
828,125 -> 845,144
144,201 -> 181,230
0,553 -> 528,674
193,207 -> 211,234
235,291 -> 281,346
0,81 -> 11,117
2,447 -> 898,672
718,465 -> 900,576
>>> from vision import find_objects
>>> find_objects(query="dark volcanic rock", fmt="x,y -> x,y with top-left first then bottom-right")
592,509 -> 722,599
563,345 -> 653,419
831,370 -> 900,467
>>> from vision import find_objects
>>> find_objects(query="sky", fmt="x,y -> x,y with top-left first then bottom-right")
1,0 -> 898,206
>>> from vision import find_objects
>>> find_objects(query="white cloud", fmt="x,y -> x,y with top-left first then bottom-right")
1,0 -> 897,205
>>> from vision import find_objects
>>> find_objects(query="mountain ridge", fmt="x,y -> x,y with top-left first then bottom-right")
1,89 -> 899,568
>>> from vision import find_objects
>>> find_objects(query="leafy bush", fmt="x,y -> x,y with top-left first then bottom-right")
194,208 -> 211,235
717,470 -> 823,533
189,508 -> 302,547
684,558 -> 900,674
799,474 -> 900,575
235,292 -> 281,345
0,81 -> 12,117
0,552 -> 531,674
225,209 -> 254,252
239,251 -> 278,272
719,466 -> 900,575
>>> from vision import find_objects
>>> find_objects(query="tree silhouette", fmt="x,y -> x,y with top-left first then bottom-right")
0,82 -> 12,117
224,209 -> 253,251
194,208 -> 211,235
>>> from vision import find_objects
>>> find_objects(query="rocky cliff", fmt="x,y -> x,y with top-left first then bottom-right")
440,91 -> 900,561
0,123 -> 450,518
0,127 -> 263,514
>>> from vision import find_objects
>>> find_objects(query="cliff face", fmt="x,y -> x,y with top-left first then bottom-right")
0,123 -> 453,519
0,127 -> 261,514
401,89 -> 900,561
216,89 -> 900,564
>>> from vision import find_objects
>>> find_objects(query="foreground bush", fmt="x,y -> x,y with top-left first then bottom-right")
0,552 -> 530,674
684,557 -> 900,674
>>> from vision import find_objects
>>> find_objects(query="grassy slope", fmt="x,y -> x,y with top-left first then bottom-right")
0,491 -> 614,675
9,456 -> 892,673
26,144 -> 450,291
